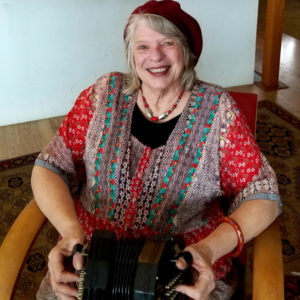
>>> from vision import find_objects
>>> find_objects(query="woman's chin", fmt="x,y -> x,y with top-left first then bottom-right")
142,77 -> 178,92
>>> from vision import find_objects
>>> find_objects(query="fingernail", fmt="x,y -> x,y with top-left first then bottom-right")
74,261 -> 82,270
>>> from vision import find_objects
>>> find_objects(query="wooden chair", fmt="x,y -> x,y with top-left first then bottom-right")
229,91 -> 284,300
0,91 -> 284,299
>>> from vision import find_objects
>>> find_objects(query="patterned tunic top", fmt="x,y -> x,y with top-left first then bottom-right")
35,72 -> 281,299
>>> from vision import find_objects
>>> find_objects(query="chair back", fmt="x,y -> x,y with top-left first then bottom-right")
229,91 -> 258,135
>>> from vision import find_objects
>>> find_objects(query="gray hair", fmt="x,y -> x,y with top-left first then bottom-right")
123,14 -> 197,94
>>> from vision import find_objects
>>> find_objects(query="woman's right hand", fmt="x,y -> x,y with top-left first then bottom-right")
31,167 -> 87,298
48,235 -> 85,300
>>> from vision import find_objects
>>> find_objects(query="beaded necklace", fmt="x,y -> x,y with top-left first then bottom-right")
141,89 -> 184,122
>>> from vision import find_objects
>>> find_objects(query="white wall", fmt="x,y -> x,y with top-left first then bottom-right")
0,0 -> 259,126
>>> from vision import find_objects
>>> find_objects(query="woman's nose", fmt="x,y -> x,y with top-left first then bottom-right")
150,45 -> 165,61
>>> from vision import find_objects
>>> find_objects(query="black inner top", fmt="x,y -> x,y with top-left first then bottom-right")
131,104 -> 181,149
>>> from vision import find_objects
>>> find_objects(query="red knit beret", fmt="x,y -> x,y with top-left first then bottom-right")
124,0 -> 202,65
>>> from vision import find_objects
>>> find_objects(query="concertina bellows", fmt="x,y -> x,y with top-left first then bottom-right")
68,230 -> 193,300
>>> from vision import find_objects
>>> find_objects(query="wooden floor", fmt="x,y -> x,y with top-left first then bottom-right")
0,116 -> 65,161
1,5 -> 300,161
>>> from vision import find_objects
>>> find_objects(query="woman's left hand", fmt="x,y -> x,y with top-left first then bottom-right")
175,243 -> 215,300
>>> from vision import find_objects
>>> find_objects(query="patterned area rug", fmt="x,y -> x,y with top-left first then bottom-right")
0,100 -> 299,299
0,154 -> 58,299
257,101 -> 300,273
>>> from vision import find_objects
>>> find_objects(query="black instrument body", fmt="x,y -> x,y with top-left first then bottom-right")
78,230 -> 191,300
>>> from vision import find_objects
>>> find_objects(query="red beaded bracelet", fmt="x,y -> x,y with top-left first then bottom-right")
222,216 -> 245,257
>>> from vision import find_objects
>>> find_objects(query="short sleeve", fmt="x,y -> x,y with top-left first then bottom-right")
35,85 -> 96,186
219,93 -> 282,213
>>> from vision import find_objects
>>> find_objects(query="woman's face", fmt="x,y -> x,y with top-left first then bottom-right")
133,23 -> 185,93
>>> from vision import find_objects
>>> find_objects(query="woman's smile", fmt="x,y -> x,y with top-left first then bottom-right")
147,66 -> 170,75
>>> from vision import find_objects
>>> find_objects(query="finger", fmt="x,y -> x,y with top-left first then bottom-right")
53,281 -> 79,299
55,293 -> 77,300
49,251 -> 70,275
176,283 -> 202,300
55,289 -> 78,300
49,259 -> 80,287
61,270 -> 80,283
176,256 -> 188,270
73,252 -> 84,271
49,252 -> 79,283
176,273 -> 215,300
176,281 -> 210,300
50,267 -> 80,284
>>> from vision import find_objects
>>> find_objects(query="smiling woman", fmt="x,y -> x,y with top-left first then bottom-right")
124,10 -> 200,95
134,24 -> 184,90
30,1 -> 281,299
133,23 -> 186,121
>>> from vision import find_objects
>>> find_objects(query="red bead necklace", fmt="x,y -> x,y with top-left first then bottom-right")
141,89 -> 185,122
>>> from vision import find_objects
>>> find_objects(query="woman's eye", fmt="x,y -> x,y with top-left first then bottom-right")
137,45 -> 147,50
164,41 -> 175,47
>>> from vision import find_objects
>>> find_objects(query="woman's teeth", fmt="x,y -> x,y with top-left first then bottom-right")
148,67 -> 168,73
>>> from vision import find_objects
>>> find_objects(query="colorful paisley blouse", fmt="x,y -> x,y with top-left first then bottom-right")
35,72 -> 281,299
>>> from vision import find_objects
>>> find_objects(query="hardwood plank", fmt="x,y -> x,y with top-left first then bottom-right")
0,116 -> 64,161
